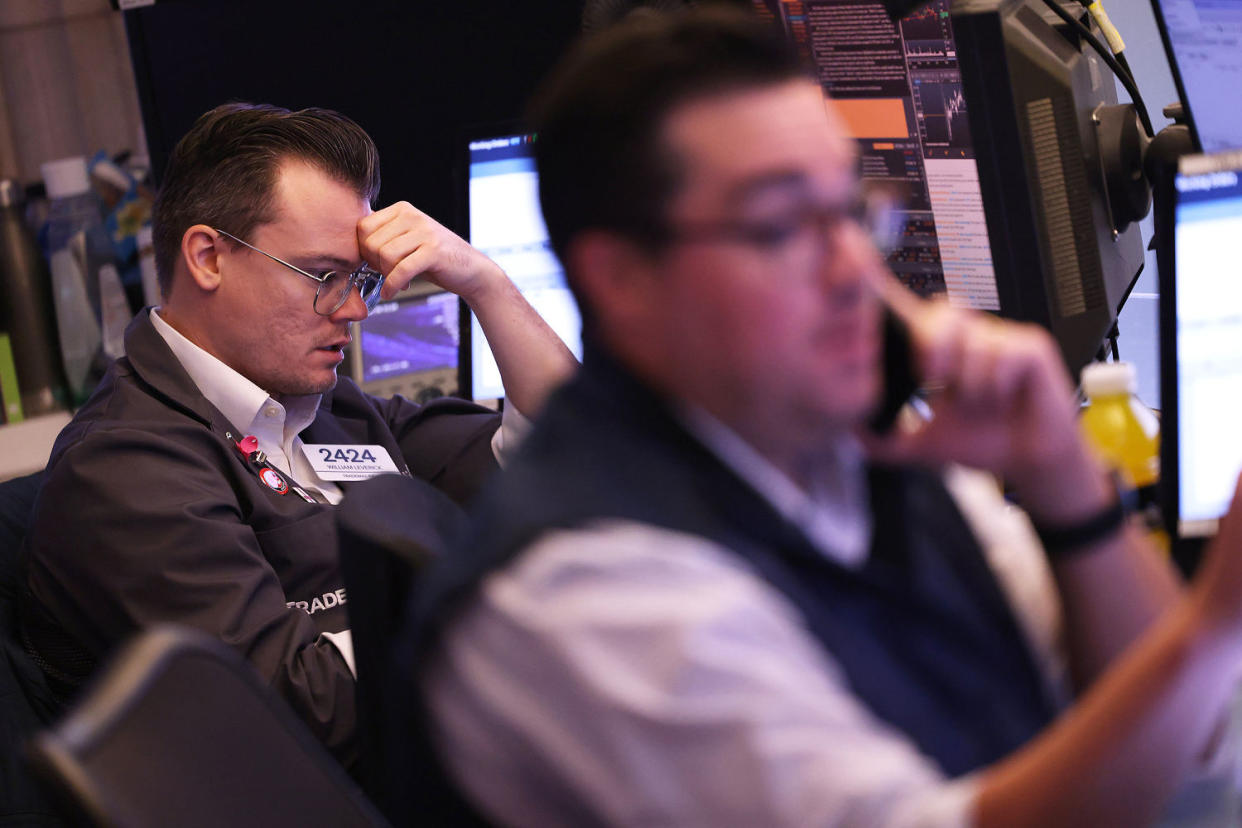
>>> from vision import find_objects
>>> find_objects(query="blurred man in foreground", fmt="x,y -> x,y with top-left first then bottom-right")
413,9 -> 1242,825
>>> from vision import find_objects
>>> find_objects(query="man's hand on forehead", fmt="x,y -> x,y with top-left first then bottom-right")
357,202 -> 505,304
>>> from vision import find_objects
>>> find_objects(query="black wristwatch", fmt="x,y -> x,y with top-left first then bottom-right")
1031,471 -> 1135,559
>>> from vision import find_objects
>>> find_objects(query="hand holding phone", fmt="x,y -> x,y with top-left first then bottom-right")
866,306 -> 921,436
863,297 -> 1090,509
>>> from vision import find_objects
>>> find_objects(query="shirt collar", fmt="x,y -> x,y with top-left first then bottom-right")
675,404 -> 872,567
149,308 -> 321,443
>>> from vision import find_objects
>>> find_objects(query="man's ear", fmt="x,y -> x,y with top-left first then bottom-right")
565,230 -> 661,330
181,224 -> 225,293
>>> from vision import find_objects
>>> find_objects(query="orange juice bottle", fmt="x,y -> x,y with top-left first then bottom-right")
1079,361 -> 1167,552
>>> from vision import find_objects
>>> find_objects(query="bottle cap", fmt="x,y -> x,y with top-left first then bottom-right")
0,178 -> 23,208
1082,361 -> 1137,396
40,156 -> 91,199
89,158 -> 131,193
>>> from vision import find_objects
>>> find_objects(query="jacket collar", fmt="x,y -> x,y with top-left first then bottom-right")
122,308 -> 236,431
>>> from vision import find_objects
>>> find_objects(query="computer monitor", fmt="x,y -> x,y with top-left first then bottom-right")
1151,0 -> 1242,153
346,285 -> 460,403
1158,149 -> 1242,542
754,0 -> 1145,377
461,130 -> 583,403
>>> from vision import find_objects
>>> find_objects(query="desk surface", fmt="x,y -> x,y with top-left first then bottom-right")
0,411 -> 71,481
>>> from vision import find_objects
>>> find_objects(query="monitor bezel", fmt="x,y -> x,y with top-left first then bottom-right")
1155,150 -> 1242,570
456,119 -> 532,405
952,0 -> 1145,378
1148,0 -> 1205,154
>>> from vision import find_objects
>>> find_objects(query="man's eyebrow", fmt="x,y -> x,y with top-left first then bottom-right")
722,170 -> 815,207
293,253 -> 359,271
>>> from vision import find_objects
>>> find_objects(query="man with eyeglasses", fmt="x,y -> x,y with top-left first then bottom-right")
407,9 -> 1242,826
18,103 -> 576,765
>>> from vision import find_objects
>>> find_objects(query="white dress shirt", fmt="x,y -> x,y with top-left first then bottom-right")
427,406 -> 1242,826
424,408 -> 1072,827
150,307 -> 524,677
150,308 -> 526,491
150,308 -> 344,501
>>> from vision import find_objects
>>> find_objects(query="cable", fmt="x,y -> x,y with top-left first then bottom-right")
1084,0 -> 1126,56
1043,0 -> 1154,136
1082,0 -> 1143,112
1115,52 -> 1136,89
1040,0 -> 1155,138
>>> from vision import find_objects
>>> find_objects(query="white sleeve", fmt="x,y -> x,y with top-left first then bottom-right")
489,402 -> 532,469
318,629 -> 355,677
423,520 -> 981,828
946,466 -> 1242,820
942,466 -> 1071,709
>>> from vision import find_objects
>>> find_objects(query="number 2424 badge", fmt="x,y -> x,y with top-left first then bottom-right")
301,444 -> 400,481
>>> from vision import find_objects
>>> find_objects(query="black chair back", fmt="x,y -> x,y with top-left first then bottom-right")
0,470 -> 68,825
26,625 -> 389,828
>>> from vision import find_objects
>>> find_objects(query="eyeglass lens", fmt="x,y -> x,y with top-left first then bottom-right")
314,269 -> 385,315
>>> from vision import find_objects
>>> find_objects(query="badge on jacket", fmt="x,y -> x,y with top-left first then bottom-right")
259,467 -> 290,494
301,444 -> 400,481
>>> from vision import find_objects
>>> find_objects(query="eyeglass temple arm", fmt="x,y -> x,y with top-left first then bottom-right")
212,228 -> 328,284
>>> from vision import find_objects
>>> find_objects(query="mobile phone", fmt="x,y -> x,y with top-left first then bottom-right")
866,307 -> 920,435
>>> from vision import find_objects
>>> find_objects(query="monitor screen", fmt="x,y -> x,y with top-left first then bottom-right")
347,288 -> 460,403
754,0 -> 1000,310
1163,151 -> 1242,537
359,292 -> 459,383
1152,0 -> 1242,153
465,132 -> 583,402
755,0 -> 1145,378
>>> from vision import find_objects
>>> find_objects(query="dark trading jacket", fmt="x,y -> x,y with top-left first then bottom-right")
18,309 -> 500,765
408,348 -> 1059,819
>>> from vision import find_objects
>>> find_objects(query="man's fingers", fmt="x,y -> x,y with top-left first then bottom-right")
1213,472 -> 1242,549
373,229 -> 426,277
357,201 -> 423,239
358,202 -> 434,268
383,241 -> 438,293
874,273 -> 922,321
904,298 -> 967,390
860,412 -> 953,468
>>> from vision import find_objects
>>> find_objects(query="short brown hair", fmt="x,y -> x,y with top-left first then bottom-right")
151,103 -> 381,293
527,8 -> 808,331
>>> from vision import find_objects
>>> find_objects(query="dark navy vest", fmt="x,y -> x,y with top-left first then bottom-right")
406,349 -> 1059,819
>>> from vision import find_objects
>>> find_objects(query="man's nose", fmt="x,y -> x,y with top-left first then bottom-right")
330,285 -> 370,323
816,220 -> 879,298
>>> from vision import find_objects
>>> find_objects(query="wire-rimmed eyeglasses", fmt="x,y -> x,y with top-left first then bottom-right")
214,228 -> 386,316
651,184 -> 902,271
